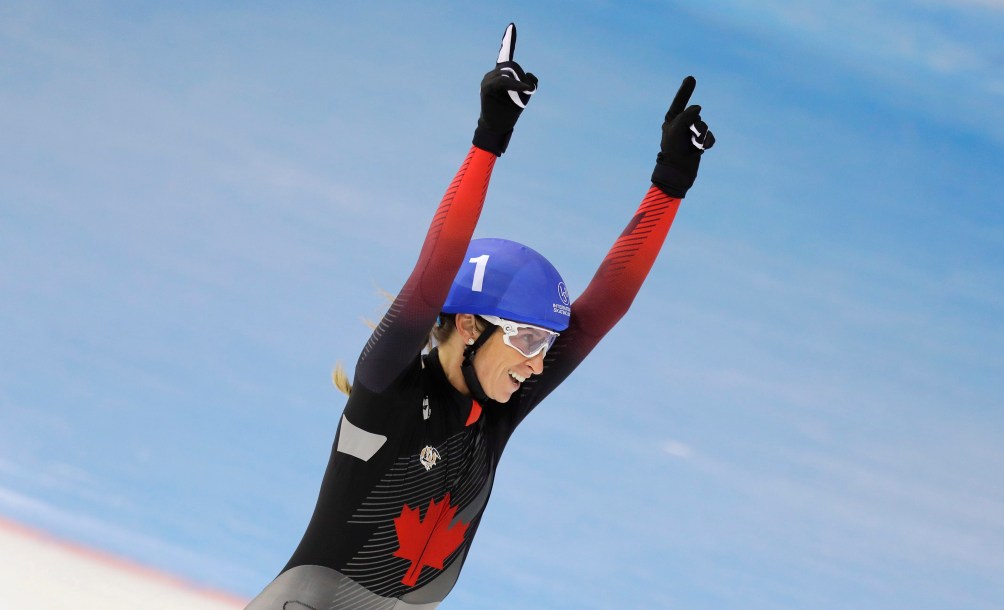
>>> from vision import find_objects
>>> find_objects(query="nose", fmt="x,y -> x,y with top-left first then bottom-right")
527,351 -> 545,375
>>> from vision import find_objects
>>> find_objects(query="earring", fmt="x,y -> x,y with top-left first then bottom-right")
467,338 -> 475,346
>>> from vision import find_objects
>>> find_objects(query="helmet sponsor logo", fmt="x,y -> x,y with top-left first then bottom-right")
554,281 -> 571,316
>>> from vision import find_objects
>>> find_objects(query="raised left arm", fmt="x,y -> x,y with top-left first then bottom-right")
515,76 -> 716,415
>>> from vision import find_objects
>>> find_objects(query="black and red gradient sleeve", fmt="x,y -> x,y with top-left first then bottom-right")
517,186 -> 681,417
356,147 -> 497,393
570,185 -> 680,339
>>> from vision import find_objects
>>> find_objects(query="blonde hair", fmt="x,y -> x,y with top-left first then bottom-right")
331,293 -> 384,397
332,306 -> 475,397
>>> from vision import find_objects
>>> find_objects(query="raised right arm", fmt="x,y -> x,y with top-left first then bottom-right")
355,23 -> 538,393
355,147 -> 496,393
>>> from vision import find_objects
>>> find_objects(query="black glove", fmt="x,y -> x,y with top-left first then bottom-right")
472,23 -> 538,156
652,76 -> 715,198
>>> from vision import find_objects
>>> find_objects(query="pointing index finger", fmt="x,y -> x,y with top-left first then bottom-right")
666,76 -> 696,121
496,23 -> 516,64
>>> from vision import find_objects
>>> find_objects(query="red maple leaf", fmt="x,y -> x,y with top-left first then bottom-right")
393,493 -> 469,586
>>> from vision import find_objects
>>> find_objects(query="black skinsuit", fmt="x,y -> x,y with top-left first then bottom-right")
245,145 -> 681,609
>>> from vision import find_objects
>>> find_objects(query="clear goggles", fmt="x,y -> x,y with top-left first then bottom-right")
479,315 -> 560,359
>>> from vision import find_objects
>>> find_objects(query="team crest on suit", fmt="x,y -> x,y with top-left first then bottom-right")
420,446 -> 441,471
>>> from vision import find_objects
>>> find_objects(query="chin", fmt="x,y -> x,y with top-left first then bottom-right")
492,387 -> 515,404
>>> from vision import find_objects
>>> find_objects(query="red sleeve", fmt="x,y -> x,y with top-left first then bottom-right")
356,146 -> 497,392
515,186 -> 681,416
569,185 -> 680,339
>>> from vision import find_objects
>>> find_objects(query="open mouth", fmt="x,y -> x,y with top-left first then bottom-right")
508,370 -> 526,388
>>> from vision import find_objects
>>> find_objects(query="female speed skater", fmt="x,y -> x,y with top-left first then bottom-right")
245,23 -> 715,610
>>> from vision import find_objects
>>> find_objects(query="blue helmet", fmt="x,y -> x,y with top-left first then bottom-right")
442,238 -> 570,331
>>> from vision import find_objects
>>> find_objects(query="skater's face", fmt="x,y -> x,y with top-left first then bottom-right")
473,328 -> 545,403
455,314 -> 546,403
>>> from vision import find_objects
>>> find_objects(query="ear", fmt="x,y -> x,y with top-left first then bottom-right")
455,314 -> 479,340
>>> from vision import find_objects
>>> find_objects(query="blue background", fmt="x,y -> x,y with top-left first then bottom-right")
2,2 -> 1002,608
